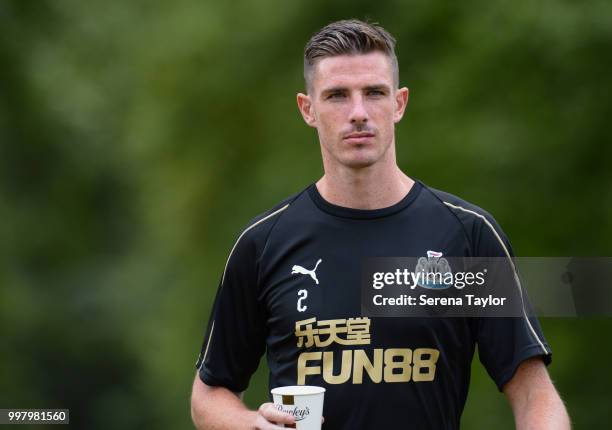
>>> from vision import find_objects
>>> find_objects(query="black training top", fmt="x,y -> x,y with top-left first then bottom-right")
195,180 -> 552,429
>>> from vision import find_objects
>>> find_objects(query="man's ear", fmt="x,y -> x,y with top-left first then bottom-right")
297,93 -> 317,127
393,87 -> 409,123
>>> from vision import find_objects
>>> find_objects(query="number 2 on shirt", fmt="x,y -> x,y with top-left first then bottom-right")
297,289 -> 308,312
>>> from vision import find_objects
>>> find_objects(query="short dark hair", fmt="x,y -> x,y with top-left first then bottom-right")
303,19 -> 399,92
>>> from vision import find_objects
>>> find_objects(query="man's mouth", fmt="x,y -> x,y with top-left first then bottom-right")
343,132 -> 375,143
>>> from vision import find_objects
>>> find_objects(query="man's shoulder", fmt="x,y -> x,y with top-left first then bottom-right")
419,181 -> 512,255
235,186 -> 309,243
419,181 -> 499,226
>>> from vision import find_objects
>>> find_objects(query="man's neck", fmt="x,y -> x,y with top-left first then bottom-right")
315,163 -> 414,210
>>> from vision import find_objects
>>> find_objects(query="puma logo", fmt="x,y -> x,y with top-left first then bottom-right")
291,259 -> 323,285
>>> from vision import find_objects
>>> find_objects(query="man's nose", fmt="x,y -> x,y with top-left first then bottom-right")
349,95 -> 368,123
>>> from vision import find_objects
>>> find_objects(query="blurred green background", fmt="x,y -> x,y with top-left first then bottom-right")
1,0 -> 611,428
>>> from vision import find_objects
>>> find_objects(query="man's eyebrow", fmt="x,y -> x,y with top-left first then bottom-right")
321,86 -> 349,95
320,84 -> 392,96
364,84 -> 391,92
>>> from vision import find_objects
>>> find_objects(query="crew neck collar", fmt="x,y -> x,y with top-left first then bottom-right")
308,180 -> 422,220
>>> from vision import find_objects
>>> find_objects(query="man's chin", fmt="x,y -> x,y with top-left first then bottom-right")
339,155 -> 380,169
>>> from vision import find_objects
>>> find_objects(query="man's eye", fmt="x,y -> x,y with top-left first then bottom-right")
367,90 -> 385,96
327,92 -> 345,99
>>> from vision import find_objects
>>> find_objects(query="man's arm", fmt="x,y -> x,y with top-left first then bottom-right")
504,358 -> 571,430
190,373 -> 295,430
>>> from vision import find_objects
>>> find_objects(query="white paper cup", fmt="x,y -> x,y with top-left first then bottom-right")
271,385 -> 325,429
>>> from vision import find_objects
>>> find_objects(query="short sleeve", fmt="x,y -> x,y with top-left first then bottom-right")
473,214 -> 552,391
194,227 -> 267,393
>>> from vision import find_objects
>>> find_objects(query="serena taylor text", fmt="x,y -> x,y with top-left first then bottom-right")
373,294 -> 507,308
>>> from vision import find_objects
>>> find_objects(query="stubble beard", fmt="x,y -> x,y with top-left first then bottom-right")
325,136 -> 393,171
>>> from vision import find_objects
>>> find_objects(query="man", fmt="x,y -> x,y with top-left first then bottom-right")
191,20 -> 570,429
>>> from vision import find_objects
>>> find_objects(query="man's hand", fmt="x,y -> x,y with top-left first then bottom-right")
253,403 -> 296,429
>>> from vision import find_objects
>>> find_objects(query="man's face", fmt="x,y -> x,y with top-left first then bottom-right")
297,52 -> 408,169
